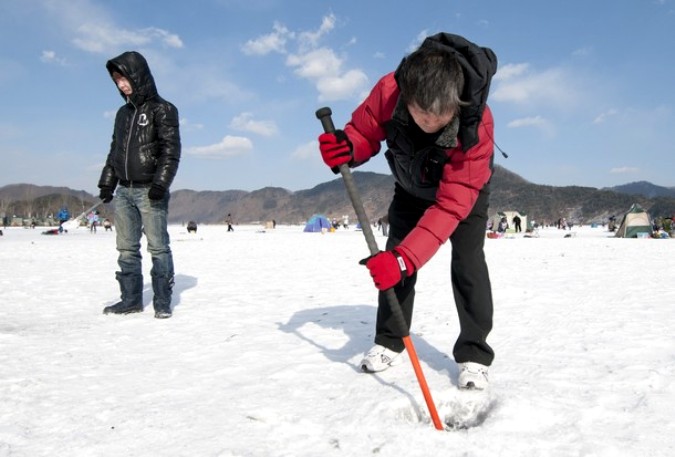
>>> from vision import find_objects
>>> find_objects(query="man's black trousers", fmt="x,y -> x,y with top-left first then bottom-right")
373,184 -> 495,366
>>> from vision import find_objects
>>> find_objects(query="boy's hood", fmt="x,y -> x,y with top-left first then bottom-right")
105,51 -> 157,106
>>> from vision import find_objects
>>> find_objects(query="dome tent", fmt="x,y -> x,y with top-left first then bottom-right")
303,214 -> 332,233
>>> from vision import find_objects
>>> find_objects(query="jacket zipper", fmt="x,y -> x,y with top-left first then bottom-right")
124,101 -> 137,181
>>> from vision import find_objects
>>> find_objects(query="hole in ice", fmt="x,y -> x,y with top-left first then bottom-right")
441,391 -> 497,430
395,390 -> 498,430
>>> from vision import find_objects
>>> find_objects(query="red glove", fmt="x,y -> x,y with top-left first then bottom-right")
359,249 -> 414,291
319,130 -> 353,173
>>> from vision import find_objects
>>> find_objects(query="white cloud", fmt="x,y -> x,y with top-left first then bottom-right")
610,167 -> 640,174
229,113 -> 278,136
158,30 -> 184,48
316,69 -> 369,101
180,118 -> 205,133
506,115 -> 555,137
286,48 -> 342,79
506,115 -> 556,137
572,46 -> 593,58
492,66 -> 580,110
493,63 -> 529,81
292,140 -> 319,160
40,50 -> 67,66
241,22 -> 293,55
593,109 -> 618,124
297,14 -> 336,50
286,48 -> 368,101
175,66 -> 252,103
73,25 -> 183,54
187,136 -> 253,158
507,116 -> 547,128
34,0 -> 183,55
245,15 -> 369,102
406,30 -> 429,53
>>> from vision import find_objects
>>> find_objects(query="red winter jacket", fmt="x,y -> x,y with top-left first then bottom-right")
343,72 -> 494,271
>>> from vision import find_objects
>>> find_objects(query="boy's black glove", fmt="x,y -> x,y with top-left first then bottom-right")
99,187 -> 114,203
148,184 -> 166,200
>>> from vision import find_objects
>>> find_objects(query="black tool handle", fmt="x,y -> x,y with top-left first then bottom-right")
315,107 -> 408,336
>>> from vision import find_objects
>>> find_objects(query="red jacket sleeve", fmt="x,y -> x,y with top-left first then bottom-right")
343,73 -> 399,165
396,106 -> 494,270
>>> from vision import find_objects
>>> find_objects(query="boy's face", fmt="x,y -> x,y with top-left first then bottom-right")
112,72 -> 133,96
407,102 -> 454,134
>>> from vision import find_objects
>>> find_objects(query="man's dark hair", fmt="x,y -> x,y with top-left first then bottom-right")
397,47 -> 466,116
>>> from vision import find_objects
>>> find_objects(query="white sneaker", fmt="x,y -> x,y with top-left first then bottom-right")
458,362 -> 489,390
360,344 -> 404,373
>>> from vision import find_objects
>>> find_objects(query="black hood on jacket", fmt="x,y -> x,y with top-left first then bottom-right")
396,33 -> 497,151
106,51 -> 158,106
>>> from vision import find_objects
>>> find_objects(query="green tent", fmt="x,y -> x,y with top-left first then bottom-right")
615,204 -> 652,238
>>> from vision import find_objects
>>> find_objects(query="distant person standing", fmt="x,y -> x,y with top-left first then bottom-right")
97,51 -> 181,319
378,215 -> 389,237
57,207 -> 70,233
88,210 -> 99,233
226,213 -> 234,232
512,215 -> 521,233
497,217 -> 508,233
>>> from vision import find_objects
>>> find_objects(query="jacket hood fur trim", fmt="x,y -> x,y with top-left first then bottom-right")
391,98 -> 460,149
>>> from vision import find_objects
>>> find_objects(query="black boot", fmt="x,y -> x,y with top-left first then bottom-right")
103,301 -> 143,314
152,275 -> 174,319
103,272 -> 143,315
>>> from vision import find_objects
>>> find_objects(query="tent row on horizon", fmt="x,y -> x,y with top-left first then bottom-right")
301,203 -> 663,239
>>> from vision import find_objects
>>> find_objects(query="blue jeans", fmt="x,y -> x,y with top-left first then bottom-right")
114,186 -> 174,310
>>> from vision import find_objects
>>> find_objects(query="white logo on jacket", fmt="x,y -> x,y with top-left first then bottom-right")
137,113 -> 149,126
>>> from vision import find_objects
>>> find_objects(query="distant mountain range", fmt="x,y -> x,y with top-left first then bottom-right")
602,181 -> 675,199
2,166 -> 675,225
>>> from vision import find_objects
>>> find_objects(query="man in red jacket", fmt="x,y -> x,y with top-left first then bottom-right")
319,33 -> 497,389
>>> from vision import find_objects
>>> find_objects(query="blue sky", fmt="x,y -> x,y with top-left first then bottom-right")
1,0 -> 674,194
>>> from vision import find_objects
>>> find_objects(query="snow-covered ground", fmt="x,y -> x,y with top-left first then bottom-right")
1,223 -> 673,456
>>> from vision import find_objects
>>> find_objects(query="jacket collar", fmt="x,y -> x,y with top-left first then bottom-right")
392,98 -> 460,149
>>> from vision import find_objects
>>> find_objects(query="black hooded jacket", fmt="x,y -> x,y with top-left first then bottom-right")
98,51 -> 181,191
417,33 -> 497,151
